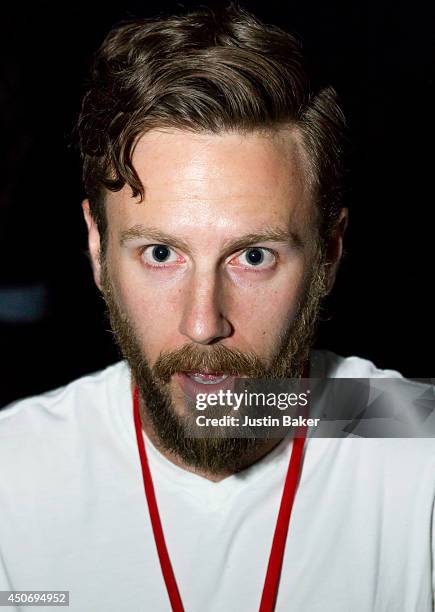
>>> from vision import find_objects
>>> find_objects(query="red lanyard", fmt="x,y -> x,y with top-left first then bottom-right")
133,385 -> 306,612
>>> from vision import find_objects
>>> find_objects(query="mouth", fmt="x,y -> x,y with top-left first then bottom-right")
175,371 -> 238,399
184,372 -> 230,385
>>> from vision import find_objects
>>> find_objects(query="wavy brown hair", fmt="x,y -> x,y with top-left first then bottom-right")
77,4 -> 346,251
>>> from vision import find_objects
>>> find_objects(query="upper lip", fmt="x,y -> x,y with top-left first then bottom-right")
182,371 -> 240,377
185,371 -> 226,376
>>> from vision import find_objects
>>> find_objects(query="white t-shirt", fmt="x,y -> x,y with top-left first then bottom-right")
0,351 -> 434,612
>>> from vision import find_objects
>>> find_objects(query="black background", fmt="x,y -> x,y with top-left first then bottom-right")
1,0 -> 434,407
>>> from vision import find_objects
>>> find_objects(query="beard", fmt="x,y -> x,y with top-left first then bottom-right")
100,248 -> 327,475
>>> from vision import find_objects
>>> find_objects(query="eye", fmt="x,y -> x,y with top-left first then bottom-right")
141,244 -> 183,267
229,247 -> 276,269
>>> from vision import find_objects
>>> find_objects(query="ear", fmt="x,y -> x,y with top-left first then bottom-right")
323,208 -> 348,294
82,199 -> 102,290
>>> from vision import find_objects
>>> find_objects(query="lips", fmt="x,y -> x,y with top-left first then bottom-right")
186,372 -> 229,384
175,371 -> 237,400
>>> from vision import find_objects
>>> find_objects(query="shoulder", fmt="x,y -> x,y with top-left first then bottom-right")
0,361 -> 130,437
309,349 -> 435,463
0,361 -> 132,520
310,349 -> 403,378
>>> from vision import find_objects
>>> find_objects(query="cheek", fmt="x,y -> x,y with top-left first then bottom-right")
232,290 -> 300,350
109,262 -> 183,356
226,265 -> 306,349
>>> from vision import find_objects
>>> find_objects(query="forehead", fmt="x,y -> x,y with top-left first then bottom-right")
105,128 -> 316,241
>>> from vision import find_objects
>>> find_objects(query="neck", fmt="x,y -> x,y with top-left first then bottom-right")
131,358 -> 311,482
132,381 -> 284,482
143,416 -> 284,482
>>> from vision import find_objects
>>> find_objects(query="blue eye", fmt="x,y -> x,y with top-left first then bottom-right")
152,245 -> 170,262
141,244 -> 182,267
246,248 -> 264,265
229,247 -> 276,269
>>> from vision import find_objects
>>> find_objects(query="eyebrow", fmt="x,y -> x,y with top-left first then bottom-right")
221,228 -> 304,255
119,224 -> 304,254
120,225 -> 191,252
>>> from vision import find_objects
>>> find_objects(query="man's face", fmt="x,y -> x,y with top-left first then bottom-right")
84,128 -> 330,472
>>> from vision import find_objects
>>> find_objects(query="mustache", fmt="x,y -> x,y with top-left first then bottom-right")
152,343 -> 267,383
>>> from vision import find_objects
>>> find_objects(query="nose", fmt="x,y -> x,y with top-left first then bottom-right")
178,272 -> 232,345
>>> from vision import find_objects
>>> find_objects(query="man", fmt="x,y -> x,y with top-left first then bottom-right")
0,5 -> 434,612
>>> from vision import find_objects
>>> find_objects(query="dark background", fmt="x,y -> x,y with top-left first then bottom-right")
1,0 -> 434,408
